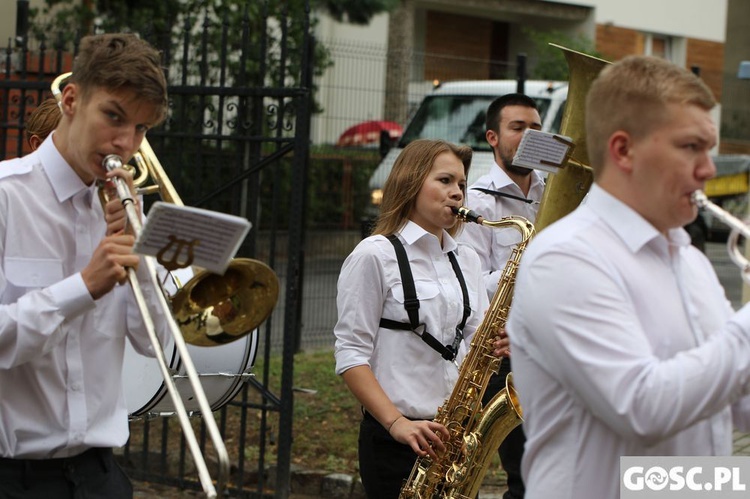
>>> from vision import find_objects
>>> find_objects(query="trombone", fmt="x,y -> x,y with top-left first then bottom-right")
52,73 -> 279,497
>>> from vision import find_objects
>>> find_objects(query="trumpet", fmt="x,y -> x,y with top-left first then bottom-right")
53,73 -> 279,497
692,190 -> 750,285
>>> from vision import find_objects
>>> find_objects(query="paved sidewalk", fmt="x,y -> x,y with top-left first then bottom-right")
132,431 -> 750,497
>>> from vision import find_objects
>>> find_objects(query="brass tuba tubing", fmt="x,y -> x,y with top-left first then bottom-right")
102,155 -> 229,498
692,190 -> 750,284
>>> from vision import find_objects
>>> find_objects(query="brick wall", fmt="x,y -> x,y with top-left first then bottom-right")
686,38 -> 724,101
595,25 -> 733,153
1,50 -> 73,160
720,139 -> 750,155
596,24 -> 643,61
424,11 -> 493,81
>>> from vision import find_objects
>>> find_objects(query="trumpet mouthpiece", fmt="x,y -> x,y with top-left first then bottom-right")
691,190 -> 708,208
102,154 -> 124,173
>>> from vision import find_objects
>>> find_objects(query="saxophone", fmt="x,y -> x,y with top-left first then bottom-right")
399,207 -> 534,499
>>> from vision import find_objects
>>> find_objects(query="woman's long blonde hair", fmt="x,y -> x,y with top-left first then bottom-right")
372,139 -> 472,238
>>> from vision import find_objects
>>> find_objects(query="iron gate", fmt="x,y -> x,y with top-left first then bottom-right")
0,2 -> 313,497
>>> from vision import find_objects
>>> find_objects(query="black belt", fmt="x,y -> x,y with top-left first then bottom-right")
0,447 -> 112,473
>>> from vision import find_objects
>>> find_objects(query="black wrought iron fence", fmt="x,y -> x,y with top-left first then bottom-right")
1,2 -> 314,497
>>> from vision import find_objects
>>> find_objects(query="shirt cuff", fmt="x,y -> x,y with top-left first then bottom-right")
48,273 -> 96,318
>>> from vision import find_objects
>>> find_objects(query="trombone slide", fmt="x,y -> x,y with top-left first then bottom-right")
103,155 -> 229,498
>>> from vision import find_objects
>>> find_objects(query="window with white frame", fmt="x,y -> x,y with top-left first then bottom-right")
643,33 -> 673,61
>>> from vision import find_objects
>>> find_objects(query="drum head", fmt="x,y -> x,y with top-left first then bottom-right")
122,329 -> 259,417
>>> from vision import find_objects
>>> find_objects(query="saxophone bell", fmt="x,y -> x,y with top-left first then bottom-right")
399,213 -> 533,499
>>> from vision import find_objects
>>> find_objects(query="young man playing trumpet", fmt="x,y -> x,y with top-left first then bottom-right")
0,33 -> 169,498
507,55 -> 750,499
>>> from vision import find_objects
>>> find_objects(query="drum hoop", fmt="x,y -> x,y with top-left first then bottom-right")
130,329 -> 260,417
207,328 -> 260,411
130,344 -> 180,417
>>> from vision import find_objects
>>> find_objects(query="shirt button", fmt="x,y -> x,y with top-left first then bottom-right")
71,383 -> 81,392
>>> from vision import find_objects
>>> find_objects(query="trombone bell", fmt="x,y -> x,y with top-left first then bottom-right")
173,259 -> 279,346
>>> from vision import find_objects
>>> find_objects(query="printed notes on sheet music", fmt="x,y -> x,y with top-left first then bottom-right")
134,202 -> 251,274
512,128 -> 574,174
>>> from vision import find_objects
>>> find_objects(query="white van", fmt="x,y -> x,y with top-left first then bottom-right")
366,80 -> 568,214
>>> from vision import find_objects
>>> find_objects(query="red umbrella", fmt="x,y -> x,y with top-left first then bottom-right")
336,120 -> 403,147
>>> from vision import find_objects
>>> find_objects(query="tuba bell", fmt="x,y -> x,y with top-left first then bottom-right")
534,44 -> 611,231
400,45 -> 611,498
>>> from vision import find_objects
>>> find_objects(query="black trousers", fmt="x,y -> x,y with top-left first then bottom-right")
359,412 -> 418,499
483,358 -> 526,499
0,448 -> 133,499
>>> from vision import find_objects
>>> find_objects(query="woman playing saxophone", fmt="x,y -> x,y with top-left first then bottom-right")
333,139 -> 508,499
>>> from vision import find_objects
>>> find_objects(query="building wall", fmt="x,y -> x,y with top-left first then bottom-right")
720,0 -> 750,154
554,0 -> 726,42
311,13 -> 390,146
314,0 -> 729,145
595,24 -> 642,61
423,11 -> 493,81
686,38 -> 725,102
0,0 -> 49,46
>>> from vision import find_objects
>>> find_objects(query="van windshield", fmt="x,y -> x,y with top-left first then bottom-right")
399,95 -> 553,152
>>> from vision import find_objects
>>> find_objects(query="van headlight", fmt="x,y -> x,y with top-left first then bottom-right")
371,189 -> 383,206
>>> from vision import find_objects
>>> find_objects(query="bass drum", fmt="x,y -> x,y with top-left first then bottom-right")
122,329 -> 259,417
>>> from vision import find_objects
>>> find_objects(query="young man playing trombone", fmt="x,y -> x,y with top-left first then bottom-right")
0,33 -> 168,498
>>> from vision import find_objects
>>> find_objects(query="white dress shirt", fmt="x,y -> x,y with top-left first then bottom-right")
0,135 -> 161,459
458,165 -> 544,298
507,184 -> 750,499
334,221 -> 489,419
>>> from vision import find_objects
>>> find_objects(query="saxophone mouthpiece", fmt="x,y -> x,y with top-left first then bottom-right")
453,206 -> 484,225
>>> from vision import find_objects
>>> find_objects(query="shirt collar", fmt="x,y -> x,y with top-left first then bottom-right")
488,163 -> 545,199
399,220 -> 458,254
586,183 -> 691,252
38,133 -> 91,203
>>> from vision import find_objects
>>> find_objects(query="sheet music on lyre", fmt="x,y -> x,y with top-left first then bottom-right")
512,128 -> 575,174
134,201 -> 251,274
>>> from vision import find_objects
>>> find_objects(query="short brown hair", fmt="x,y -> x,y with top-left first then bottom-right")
373,139 -> 472,238
586,55 -> 716,177
71,33 -> 168,124
25,97 -> 61,143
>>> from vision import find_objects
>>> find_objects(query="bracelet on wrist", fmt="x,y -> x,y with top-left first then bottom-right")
387,415 -> 404,433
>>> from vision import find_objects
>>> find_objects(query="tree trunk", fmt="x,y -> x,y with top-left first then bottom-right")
384,0 -> 414,125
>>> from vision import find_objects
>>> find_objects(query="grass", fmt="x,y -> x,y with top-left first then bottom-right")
127,348 -> 507,488
253,349 -> 362,474
249,348 -> 507,485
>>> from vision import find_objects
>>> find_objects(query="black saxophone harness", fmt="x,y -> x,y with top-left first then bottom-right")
378,234 -> 470,362
471,187 -> 535,204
